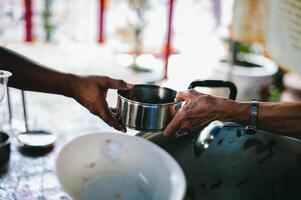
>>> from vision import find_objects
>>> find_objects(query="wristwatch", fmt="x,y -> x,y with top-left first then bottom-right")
245,99 -> 258,134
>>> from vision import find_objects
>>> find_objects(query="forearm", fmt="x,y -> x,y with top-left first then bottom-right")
0,46 -> 75,97
225,101 -> 301,137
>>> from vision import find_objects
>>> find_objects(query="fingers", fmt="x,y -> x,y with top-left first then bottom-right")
176,126 -> 190,134
163,112 -> 182,137
102,108 -> 127,133
163,110 -> 210,137
110,107 -> 117,113
94,99 -> 127,133
102,77 -> 134,90
176,119 -> 214,136
110,107 -> 118,118
103,108 -> 127,133
175,90 -> 199,102
175,91 -> 189,102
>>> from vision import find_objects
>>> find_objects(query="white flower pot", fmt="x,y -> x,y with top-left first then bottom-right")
211,54 -> 278,101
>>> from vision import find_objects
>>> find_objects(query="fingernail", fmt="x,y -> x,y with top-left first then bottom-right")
120,126 -> 126,133
126,84 -> 134,89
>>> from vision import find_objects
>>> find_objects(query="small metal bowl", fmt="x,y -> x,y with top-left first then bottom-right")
117,84 -> 181,131
0,132 -> 10,167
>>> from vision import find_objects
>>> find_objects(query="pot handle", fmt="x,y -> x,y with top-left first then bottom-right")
188,80 -> 237,100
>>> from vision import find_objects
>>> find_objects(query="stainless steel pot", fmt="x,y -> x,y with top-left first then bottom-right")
117,80 -> 237,132
117,84 -> 181,131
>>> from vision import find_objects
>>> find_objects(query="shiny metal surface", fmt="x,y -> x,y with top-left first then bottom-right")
137,124 -> 301,200
117,85 -> 181,131
0,70 -> 12,102
194,121 -> 224,156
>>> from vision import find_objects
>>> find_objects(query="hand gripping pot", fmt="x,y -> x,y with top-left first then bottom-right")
116,80 -> 237,132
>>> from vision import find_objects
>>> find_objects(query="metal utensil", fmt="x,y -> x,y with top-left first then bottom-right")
117,84 -> 181,131
0,70 -> 12,103
17,91 -> 56,151
138,124 -> 301,200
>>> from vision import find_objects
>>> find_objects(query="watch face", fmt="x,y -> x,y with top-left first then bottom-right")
248,99 -> 258,134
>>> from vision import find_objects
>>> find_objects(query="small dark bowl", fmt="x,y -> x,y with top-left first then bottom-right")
0,132 -> 10,167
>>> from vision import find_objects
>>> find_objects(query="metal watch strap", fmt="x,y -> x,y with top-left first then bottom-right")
245,99 -> 258,134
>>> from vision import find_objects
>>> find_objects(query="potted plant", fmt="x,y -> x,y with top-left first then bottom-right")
211,39 -> 278,101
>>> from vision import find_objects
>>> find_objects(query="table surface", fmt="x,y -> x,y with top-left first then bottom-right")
0,130 -> 71,200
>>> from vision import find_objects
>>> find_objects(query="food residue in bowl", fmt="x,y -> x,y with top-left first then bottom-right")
82,176 -> 90,182
82,173 -> 151,200
105,139 -> 112,144
85,162 -> 96,169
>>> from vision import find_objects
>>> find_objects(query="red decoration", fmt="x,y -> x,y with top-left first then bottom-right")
98,0 -> 106,43
24,0 -> 33,42
163,0 -> 175,80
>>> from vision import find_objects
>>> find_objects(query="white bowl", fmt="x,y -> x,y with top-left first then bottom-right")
56,132 -> 186,200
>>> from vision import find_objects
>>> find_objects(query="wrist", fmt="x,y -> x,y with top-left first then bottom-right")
222,100 -> 250,124
62,73 -> 80,98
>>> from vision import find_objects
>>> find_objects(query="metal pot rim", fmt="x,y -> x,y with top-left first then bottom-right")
117,84 -> 180,107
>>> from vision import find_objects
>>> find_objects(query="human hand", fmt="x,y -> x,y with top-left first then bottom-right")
163,89 -> 233,136
69,75 -> 133,132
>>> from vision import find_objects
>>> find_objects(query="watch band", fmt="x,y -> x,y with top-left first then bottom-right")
245,99 -> 258,134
